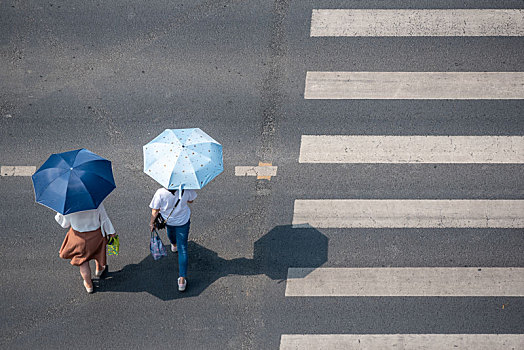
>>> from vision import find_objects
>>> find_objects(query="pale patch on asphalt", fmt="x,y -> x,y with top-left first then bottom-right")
235,163 -> 277,180
299,135 -> 524,163
1,166 -> 36,176
311,9 -> 524,37
304,72 -> 524,99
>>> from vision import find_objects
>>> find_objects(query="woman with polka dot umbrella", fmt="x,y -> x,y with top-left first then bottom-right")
143,128 -> 223,195
144,128 -> 222,291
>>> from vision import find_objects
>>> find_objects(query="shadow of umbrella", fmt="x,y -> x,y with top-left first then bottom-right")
253,224 -> 328,281
98,225 -> 327,301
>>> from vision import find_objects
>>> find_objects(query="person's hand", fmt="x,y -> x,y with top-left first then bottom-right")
149,223 -> 155,232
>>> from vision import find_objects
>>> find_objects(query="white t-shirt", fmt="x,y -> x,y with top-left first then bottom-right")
149,188 -> 197,226
55,203 -> 116,237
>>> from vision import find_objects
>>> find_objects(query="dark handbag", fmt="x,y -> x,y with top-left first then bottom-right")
154,190 -> 183,229
154,212 -> 167,230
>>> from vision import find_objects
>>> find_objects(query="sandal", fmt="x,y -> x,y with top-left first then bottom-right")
83,280 -> 94,294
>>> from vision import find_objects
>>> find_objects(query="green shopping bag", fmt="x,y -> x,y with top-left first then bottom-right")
107,235 -> 119,255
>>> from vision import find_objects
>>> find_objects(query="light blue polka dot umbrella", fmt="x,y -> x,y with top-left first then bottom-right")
143,128 -> 223,195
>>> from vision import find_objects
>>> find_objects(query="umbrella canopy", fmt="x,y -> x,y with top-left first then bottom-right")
143,128 -> 223,190
32,149 -> 116,215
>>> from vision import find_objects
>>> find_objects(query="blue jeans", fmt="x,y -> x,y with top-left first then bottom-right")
166,220 -> 190,278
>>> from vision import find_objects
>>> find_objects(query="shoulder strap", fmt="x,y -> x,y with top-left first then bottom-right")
165,190 -> 184,221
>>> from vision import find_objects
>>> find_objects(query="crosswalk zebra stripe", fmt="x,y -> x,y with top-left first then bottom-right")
299,135 -> 524,164
292,199 -> 524,228
1,166 -> 36,176
285,267 -> 524,297
280,334 -> 524,349
304,72 -> 524,99
310,9 -> 524,37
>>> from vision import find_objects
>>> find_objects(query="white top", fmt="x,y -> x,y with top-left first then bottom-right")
149,188 -> 197,226
55,203 -> 116,237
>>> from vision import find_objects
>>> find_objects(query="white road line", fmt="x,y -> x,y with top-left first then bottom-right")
299,135 -> 524,164
1,166 -> 36,176
304,72 -> 524,99
310,9 -> 524,37
280,334 -> 524,349
292,200 -> 524,228
235,166 -> 278,177
285,267 -> 524,297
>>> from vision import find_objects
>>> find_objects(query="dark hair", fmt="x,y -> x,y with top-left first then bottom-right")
168,189 -> 184,196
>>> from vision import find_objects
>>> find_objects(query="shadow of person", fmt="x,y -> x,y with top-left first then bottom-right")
98,225 -> 327,301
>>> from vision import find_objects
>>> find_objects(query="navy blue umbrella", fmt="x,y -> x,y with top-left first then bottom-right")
32,149 -> 116,214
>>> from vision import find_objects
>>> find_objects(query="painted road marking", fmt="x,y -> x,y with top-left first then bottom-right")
280,334 -> 524,349
304,72 -> 524,99
310,9 -> 524,37
1,166 -> 36,176
285,267 -> 524,297
299,135 -> 524,163
235,163 -> 277,180
292,199 -> 524,228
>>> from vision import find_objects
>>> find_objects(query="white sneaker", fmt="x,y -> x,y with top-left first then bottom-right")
178,277 -> 187,292
171,244 -> 177,253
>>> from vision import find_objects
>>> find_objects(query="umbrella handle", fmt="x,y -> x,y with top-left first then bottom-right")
178,184 -> 183,199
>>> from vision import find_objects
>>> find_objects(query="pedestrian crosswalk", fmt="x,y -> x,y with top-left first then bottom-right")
281,5 -> 524,349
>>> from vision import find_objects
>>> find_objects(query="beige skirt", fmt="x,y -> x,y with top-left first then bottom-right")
59,227 -> 107,266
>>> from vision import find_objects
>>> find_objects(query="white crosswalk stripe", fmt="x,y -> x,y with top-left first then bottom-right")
1,166 -> 36,176
280,334 -> 524,349
299,135 -> 524,164
285,267 -> 524,297
292,199 -> 524,228
310,9 -> 524,37
304,72 -> 524,99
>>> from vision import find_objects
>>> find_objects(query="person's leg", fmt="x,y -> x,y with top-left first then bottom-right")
166,225 -> 178,252
175,220 -> 190,281
95,253 -> 106,275
166,225 -> 177,246
95,236 -> 108,278
79,261 -> 93,288
95,258 -> 107,278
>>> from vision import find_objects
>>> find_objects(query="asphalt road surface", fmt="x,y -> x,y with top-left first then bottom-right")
1,1 -> 523,349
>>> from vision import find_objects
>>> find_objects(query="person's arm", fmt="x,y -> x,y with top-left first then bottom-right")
55,213 -> 71,228
187,190 -> 197,204
98,203 -> 116,237
150,209 -> 159,232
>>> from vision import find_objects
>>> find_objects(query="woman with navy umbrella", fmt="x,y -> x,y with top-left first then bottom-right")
32,149 -> 117,294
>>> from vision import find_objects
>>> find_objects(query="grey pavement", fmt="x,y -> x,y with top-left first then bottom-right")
1,0 -> 524,349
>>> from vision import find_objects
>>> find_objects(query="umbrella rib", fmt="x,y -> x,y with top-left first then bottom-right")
68,173 -> 97,210
88,173 -> 117,192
